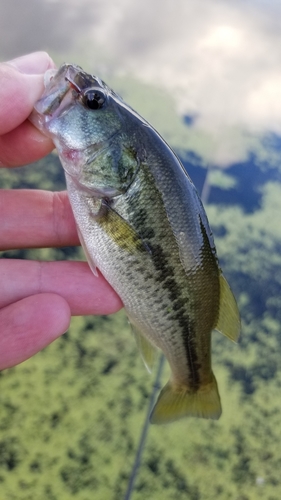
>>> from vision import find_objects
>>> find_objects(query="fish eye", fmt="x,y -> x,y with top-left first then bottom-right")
82,89 -> 106,110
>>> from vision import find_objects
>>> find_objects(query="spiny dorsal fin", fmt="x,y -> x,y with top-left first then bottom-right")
215,274 -> 240,342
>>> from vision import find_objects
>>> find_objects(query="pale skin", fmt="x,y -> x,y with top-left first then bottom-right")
0,52 -> 122,371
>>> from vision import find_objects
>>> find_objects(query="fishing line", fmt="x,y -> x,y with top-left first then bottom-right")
123,176 -> 210,500
123,354 -> 165,500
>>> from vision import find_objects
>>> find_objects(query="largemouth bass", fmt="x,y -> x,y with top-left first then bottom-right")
30,64 -> 240,424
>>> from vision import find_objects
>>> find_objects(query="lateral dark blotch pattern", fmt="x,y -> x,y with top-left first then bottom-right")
149,243 -> 201,389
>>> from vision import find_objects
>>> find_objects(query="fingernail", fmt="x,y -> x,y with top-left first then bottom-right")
6,52 -> 55,75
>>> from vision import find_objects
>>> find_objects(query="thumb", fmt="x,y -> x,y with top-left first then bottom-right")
0,52 -> 55,135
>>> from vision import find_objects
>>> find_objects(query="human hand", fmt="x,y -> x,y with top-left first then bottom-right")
0,52 -> 122,371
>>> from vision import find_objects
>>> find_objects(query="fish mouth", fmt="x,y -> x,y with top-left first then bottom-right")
29,64 -> 106,135
29,63 -> 124,198
63,64 -> 105,94
29,66 -> 72,134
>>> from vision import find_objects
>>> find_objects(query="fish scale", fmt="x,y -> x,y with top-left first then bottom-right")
65,154 -> 218,393
30,63 -> 240,424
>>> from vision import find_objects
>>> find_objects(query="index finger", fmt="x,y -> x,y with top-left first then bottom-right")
0,189 -> 79,251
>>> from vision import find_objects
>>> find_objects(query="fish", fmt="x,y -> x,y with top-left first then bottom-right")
30,63 -> 240,424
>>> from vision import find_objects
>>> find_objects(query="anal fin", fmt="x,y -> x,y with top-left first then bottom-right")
129,320 -> 158,373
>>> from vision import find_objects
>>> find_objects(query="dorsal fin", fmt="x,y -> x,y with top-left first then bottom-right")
215,274 -> 240,342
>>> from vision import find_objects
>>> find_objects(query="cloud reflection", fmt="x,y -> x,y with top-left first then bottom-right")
1,0 -> 281,165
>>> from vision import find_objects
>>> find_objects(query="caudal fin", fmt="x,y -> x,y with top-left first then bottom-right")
150,373 -> 221,424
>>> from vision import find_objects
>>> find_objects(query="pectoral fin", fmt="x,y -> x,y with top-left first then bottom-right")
215,274 -> 240,342
99,200 -> 151,255
77,226 -> 99,277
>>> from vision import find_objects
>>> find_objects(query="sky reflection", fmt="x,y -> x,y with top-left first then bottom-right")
1,0 -> 281,165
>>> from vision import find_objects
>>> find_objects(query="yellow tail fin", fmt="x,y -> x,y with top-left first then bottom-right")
150,374 -> 221,424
